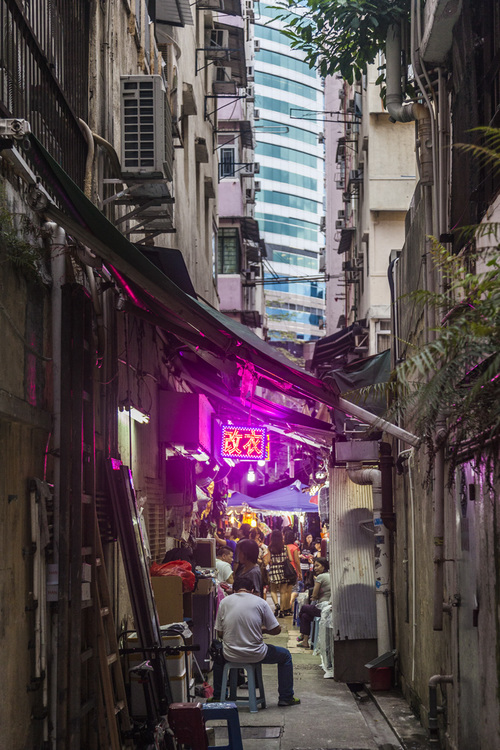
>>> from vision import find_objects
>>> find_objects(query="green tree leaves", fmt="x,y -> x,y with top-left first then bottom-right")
271,0 -> 410,82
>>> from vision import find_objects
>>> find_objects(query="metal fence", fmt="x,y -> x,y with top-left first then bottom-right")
0,0 -> 89,185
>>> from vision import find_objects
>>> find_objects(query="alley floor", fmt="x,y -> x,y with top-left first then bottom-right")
204,615 -> 433,750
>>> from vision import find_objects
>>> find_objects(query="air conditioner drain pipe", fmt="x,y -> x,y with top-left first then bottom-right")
347,463 -> 391,655
428,674 -> 453,744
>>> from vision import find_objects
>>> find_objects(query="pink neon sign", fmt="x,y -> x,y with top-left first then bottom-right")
220,425 -> 267,461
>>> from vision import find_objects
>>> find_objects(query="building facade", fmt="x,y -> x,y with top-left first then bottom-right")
253,2 -> 326,344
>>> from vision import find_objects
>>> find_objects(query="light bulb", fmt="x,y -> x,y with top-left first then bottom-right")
247,468 -> 256,482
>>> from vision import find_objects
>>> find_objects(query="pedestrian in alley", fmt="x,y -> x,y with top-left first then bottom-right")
264,529 -> 295,617
233,539 -> 262,595
211,575 -> 300,706
297,557 -> 330,648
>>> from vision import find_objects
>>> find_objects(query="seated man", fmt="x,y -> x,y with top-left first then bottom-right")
211,575 -> 300,707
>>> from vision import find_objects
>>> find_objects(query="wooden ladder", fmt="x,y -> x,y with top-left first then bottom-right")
94,527 -> 132,749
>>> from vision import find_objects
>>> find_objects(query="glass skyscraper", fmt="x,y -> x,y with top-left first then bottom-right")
254,2 -> 325,343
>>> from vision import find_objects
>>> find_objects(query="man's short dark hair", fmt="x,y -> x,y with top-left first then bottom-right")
233,575 -> 256,592
217,547 -> 232,558
237,538 -> 259,564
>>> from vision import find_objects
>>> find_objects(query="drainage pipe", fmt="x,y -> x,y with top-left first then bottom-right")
433,425 -> 447,630
45,221 -> 66,749
428,674 -> 453,743
347,463 -> 391,655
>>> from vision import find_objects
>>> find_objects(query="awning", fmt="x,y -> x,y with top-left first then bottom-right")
337,227 -> 355,254
311,322 -> 367,370
229,482 -> 319,513
19,134 -> 419,447
155,0 -> 193,29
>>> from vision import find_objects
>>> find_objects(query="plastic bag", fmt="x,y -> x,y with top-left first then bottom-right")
150,560 -> 196,592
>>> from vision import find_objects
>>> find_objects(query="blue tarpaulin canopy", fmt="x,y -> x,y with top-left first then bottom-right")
229,482 -> 319,514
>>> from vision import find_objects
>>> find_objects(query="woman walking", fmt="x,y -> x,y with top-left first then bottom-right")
264,529 -> 296,617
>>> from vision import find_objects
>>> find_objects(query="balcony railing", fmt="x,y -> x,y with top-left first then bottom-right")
0,0 -> 89,185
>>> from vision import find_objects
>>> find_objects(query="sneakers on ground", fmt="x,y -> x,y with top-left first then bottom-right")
323,669 -> 334,679
278,696 -> 301,707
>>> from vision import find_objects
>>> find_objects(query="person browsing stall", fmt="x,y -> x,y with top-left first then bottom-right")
211,575 -> 300,706
215,547 -> 234,585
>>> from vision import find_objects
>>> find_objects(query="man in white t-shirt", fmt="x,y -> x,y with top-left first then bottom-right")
211,576 -> 300,706
215,547 -> 234,584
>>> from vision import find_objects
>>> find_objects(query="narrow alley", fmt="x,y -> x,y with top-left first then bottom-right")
203,615 -> 432,750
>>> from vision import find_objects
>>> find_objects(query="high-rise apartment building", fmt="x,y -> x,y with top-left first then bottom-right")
253,2 -> 325,344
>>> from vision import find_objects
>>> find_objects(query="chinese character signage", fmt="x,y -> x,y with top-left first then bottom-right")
220,425 -> 267,461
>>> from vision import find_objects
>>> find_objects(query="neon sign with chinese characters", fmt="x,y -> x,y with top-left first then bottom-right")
220,425 -> 267,461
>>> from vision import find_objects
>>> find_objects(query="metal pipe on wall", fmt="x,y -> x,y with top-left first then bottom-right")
45,221 -> 66,749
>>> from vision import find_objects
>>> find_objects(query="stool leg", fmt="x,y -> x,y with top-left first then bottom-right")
256,664 -> 266,709
226,711 -> 244,750
246,667 -> 258,713
229,667 -> 238,701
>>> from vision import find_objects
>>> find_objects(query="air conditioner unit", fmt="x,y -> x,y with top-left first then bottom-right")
205,29 -> 229,58
246,85 -> 254,102
337,210 -> 345,220
245,187 -> 255,203
253,162 -> 260,174
120,75 -> 170,178
319,216 -> 326,232
247,66 -> 254,81
253,109 -> 260,121
318,247 -> 326,273
254,39 -> 260,52
346,98 -> 355,113
350,169 -> 362,181
335,220 -> 345,230
318,132 -> 325,144
336,180 -> 344,190
254,181 -> 261,192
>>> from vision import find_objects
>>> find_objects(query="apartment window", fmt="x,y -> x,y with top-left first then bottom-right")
220,146 -> 236,178
218,228 -> 241,274
376,320 -> 391,353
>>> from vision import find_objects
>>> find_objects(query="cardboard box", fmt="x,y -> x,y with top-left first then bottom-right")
151,575 -> 184,625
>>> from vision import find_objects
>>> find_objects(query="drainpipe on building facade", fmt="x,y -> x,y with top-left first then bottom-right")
45,221 -> 66,749
433,424 -> 447,631
346,463 -> 392,655
428,673 -> 453,743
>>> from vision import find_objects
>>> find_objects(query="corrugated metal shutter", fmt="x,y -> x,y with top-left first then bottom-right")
329,467 -> 377,639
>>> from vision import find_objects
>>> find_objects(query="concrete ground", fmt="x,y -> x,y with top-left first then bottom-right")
204,615 -> 432,750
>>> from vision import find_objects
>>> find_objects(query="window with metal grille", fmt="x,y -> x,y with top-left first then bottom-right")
217,228 -> 241,274
220,146 -> 236,177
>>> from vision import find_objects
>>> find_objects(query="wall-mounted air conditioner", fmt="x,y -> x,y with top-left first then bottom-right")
336,180 -> 344,190
319,216 -> 326,232
337,209 -> 345,220
318,132 -> 325,144
346,98 -> 355,113
247,65 -> 254,81
253,109 -> 260,120
254,181 -> 261,192
205,29 -> 229,58
253,162 -> 260,174
335,220 -> 345,230
245,188 -> 255,203
350,169 -> 363,182
120,75 -> 171,179
254,39 -> 260,52
246,85 -> 255,102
